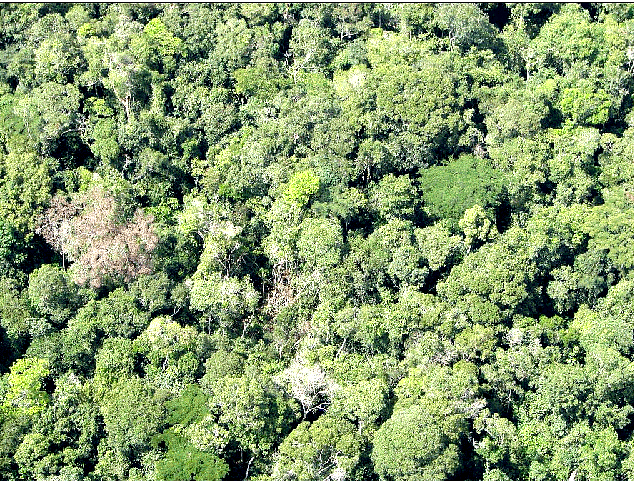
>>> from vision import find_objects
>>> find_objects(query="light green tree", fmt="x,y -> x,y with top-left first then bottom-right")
2,358 -> 50,418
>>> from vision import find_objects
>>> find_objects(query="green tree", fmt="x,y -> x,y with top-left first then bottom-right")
0,150 -> 52,235
373,361 -> 482,481
27,264 -> 91,326
2,358 -> 50,418
14,82 -> 81,152
459,204 -> 497,251
419,155 -> 506,230
190,271 -> 259,335
272,415 -> 363,481
153,385 -> 228,481
12,372 -> 101,480
283,169 -> 320,207
369,173 -> 418,223
287,18 -> 334,82
94,378 -> 165,480
434,3 -> 498,52
296,216 -> 343,274
133,316 -> 203,393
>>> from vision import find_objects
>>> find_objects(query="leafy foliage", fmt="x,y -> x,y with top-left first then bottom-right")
3,4 -> 634,481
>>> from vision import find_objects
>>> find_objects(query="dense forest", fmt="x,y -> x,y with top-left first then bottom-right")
4,2 -> 634,480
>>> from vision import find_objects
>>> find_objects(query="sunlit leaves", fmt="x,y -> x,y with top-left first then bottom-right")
2,358 -> 50,418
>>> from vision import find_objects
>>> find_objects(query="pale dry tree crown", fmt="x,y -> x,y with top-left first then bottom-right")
38,185 -> 158,288
277,356 -> 339,420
